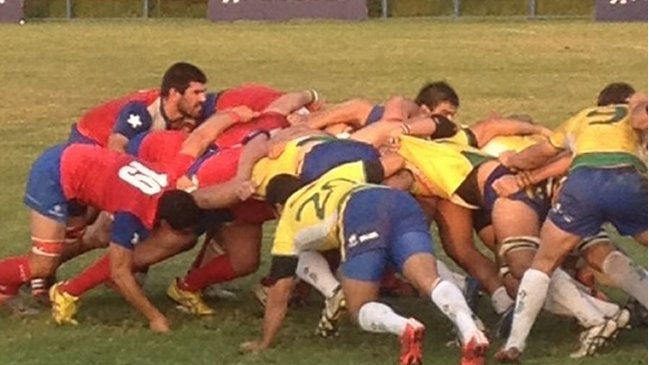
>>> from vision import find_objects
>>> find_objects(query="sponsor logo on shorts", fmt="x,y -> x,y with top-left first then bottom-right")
552,203 -> 574,223
348,231 -> 379,248
47,204 -> 65,218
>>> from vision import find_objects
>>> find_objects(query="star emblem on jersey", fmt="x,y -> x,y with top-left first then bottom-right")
127,114 -> 143,128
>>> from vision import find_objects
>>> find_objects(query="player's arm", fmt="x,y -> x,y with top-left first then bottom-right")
629,92 -> 648,131
180,106 -> 258,158
382,95 -> 422,122
264,90 -> 318,116
469,116 -> 552,147
109,101 -> 154,153
108,213 -> 168,332
492,151 -> 572,197
501,139 -> 563,171
305,99 -> 375,130
403,114 -> 459,139
192,133 -> 270,209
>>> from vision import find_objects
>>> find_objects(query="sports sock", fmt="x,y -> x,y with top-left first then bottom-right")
430,280 -> 479,344
506,269 -> 550,351
62,255 -> 111,296
0,256 -> 31,295
179,255 -> 236,292
435,259 -> 467,291
296,251 -> 340,298
548,269 -> 607,327
491,286 -> 515,314
602,251 -> 648,308
357,301 -> 409,335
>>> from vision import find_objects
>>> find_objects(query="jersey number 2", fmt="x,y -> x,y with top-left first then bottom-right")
118,161 -> 168,195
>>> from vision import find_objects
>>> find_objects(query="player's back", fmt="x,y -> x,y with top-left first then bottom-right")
60,144 -> 170,228
76,88 -> 160,146
216,84 -> 283,112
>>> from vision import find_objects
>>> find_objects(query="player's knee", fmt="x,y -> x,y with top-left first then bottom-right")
230,253 -> 260,276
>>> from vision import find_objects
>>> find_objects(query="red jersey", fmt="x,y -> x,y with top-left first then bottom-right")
74,89 -> 162,147
60,144 -> 177,230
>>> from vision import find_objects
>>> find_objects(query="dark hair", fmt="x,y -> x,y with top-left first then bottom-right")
414,81 -> 459,109
156,189 -> 202,231
266,174 -> 304,206
160,62 -> 207,97
597,82 -> 635,106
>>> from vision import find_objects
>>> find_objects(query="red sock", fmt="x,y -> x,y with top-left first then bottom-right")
179,255 -> 236,292
0,255 -> 31,295
62,255 -> 111,296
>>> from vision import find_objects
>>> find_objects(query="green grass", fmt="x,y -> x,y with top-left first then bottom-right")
0,19 -> 647,365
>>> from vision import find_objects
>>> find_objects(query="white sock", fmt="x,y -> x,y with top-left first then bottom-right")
431,280 -> 479,344
436,260 -> 467,291
602,251 -> 648,308
549,269 -> 608,327
491,286 -> 515,314
357,302 -> 409,335
296,251 -> 340,299
506,269 -> 550,351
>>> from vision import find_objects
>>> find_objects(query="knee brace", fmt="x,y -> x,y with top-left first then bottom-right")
498,236 -> 540,262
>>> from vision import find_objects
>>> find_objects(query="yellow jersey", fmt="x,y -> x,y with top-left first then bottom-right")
549,105 -> 646,171
397,135 -> 493,208
271,161 -> 373,257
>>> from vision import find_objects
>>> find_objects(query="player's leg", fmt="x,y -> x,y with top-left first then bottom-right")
169,222 -> 262,315
435,199 -> 513,315
295,250 -> 346,337
341,250 -> 425,365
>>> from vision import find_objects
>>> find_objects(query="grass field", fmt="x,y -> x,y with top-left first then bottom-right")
0,18 -> 647,365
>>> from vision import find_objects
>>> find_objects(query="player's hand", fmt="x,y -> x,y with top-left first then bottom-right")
231,106 -> 260,123
239,340 -> 268,353
236,180 -> 257,201
149,315 -> 171,334
497,150 -> 516,168
491,175 -> 521,197
287,113 -> 308,126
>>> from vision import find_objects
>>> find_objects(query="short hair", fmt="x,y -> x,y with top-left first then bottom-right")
597,82 -> 635,106
414,81 -> 460,109
160,62 -> 207,97
266,174 -> 304,206
156,189 -> 202,231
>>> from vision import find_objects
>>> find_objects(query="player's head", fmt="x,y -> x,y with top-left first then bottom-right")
597,82 -> 635,106
155,189 -> 202,234
415,81 -> 459,120
266,174 -> 304,215
161,62 -> 208,119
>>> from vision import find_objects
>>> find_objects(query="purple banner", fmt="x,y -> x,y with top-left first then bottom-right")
207,0 -> 367,21
0,0 -> 23,23
596,0 -> 648,22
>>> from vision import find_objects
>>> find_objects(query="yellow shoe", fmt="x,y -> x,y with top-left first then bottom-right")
49,282 -> 79,325
167,279 -> 215,317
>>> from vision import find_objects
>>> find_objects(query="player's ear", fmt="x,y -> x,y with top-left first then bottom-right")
273,203 -> 284,218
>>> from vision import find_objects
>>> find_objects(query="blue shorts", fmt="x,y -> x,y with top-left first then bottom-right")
23,144 -> 77,223
67,124 -> 98,145
365,105 -> 385,125
482,165 -> 550,220
300,140 -> 380,183
549,167 -> 648,237
340,188 -> 434,282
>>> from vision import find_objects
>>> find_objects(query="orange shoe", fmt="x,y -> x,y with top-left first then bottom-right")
461,331 -> 489,365
399,318 -> 425,365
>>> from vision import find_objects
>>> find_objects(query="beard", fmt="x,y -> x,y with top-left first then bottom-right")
179,99 -> 203,119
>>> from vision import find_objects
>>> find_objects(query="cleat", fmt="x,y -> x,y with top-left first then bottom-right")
166,279 -> 215,317
252,283 -> 269,307
494,346 -> 522,363
399,318 -> 425,365
494,305 -> 515,339
49,282 -> 79,325
315,285 -> 346,338
611,308 -> 631,334
464,277 -> 482,312
2,295 -> 40,317
461,331 -> 489,365
625,298 -> 647,329
570,318 -> 618,358
202,284 -> 239,301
